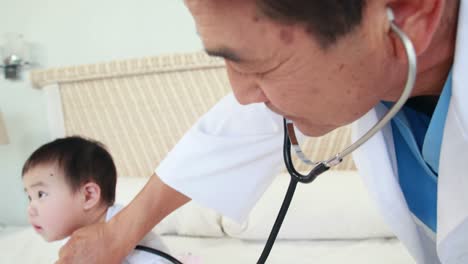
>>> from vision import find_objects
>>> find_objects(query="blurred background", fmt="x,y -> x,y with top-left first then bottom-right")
0,0 -> 203,225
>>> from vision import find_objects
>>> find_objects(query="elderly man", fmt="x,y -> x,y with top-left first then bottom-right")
57,1 -> 466,263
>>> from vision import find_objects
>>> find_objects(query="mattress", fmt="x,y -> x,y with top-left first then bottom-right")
0,226 -> 414,264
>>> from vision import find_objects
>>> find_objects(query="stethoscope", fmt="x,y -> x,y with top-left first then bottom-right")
134,245 -> 182,264
257,8 -> 417,264
132,8 -> 417,264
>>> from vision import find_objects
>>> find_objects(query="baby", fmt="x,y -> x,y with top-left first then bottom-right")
21,136 -> 172,263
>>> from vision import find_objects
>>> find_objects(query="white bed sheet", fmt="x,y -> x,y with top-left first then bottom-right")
0,226 -> 414,264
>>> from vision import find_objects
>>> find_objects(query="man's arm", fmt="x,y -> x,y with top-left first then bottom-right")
113,174 -> 190,249
56,174 -> 190,264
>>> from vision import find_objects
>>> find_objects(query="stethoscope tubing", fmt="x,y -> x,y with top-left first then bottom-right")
135,244 -> 183,264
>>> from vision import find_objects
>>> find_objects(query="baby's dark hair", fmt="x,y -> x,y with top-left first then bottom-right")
22,136 -> 117,206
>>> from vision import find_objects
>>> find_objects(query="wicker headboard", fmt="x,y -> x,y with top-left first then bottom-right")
31,52 -> 355,178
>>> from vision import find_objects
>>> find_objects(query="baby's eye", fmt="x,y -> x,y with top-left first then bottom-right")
38,191 -> 48,199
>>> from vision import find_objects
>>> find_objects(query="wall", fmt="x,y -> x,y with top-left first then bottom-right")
0,0 -> 202,225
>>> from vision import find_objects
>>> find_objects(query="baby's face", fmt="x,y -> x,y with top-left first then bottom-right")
23,163 -> 85,242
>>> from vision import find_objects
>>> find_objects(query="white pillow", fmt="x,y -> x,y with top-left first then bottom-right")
222,171 -> 394,240
115,176 -> 224,238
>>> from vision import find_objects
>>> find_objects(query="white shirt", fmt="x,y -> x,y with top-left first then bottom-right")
106,204 -> 170,264
156,93 -> 287,223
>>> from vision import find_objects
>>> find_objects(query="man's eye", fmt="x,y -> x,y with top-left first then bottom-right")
38,191 -> 47,199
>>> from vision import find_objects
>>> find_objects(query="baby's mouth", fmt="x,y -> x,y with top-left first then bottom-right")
32,224 -> 43,232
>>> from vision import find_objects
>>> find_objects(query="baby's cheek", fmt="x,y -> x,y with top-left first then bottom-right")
43,203 -> 67,229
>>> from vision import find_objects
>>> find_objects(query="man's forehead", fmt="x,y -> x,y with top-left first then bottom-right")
194,16 -> 262,62
187,0 -> 296,66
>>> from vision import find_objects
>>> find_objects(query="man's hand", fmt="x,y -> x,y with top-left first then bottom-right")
56,222 -> 126,264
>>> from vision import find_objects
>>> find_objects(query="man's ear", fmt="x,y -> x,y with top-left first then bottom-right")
387,0 -> 445,58
80,182 -> 102,210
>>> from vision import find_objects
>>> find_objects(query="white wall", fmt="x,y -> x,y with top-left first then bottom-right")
0,0 -> 203,225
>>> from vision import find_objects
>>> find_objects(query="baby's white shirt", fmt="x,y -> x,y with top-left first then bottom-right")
61,204 -> 171,264
107,204 -> 170,264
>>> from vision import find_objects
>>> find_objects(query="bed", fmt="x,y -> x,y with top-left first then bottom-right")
0,52 -> 414,263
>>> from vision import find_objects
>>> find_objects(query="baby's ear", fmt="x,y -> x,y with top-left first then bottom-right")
80,182 -> 102,210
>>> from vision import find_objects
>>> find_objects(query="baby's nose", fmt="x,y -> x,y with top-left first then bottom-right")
27,203 -> 38,217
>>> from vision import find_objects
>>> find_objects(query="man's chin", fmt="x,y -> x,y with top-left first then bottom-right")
293,121 -> 337,137
263,104 -> 339,136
